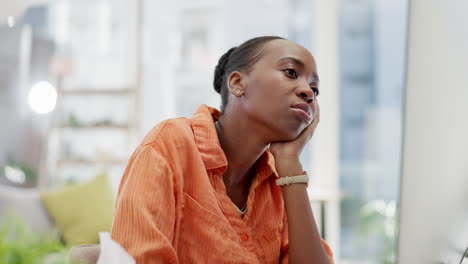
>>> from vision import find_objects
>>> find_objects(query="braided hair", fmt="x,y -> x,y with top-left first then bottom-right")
213,36 -> 285,112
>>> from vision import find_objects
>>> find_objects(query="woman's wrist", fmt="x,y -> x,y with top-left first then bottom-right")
274,155 -> 304,178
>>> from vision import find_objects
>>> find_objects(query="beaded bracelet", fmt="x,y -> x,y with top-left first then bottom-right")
276,172 -> 309,187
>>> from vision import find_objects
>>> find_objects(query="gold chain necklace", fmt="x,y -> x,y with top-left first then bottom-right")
234,202 -> 247,214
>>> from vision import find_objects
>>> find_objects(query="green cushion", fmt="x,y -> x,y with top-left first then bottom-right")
41,174 -> 115,246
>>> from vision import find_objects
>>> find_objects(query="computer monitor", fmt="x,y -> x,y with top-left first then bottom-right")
396,0 -> 468,263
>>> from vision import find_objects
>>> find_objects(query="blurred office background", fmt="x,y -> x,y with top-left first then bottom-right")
0,0 -> 408,263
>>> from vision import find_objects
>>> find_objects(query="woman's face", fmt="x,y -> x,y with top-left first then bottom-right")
235,39 -> 319,142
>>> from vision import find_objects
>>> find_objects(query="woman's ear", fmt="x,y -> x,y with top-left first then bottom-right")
227,71 -> 245,97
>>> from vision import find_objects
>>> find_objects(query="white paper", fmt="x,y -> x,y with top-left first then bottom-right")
96,232 -> 136,264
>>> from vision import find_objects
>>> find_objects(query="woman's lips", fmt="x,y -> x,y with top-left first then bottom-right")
291,106 -> 312,122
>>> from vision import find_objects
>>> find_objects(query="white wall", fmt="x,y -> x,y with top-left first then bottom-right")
0,24 -> 47,178
309,0 -> 341,258
366,0 -> 408,200
397,0 -> 468,263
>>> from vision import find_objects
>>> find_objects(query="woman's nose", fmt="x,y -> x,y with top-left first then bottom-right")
297,82 -> 314,104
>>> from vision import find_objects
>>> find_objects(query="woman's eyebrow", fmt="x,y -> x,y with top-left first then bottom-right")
278,57 -> 320,83
278,57 -> 305,68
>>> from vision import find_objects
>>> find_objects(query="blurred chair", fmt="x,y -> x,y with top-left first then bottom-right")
0,183 -> 53,234
68,244 -> 100,264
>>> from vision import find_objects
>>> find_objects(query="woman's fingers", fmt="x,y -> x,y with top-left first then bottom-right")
312,100 -> 320,125
304,101 -> 320,140
294,101 -> 320,146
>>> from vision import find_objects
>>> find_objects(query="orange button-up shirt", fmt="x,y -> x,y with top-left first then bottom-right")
111,105 -> 334,263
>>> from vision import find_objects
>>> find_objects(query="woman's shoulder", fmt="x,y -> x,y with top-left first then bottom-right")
139,117 -> 195,150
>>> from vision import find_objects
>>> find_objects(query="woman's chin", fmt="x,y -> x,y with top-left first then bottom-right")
268,119 -> 305,142
276,129 -> 302,142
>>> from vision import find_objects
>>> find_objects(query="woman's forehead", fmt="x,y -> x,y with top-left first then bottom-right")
261,39 -> 316,67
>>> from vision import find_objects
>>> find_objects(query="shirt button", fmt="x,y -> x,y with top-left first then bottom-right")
241,233 -> 249,242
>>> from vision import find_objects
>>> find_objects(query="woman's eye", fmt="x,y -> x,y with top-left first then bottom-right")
284,69 -> 298,78
311,87 -> 319,97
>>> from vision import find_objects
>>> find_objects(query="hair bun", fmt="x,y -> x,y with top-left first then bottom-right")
213,47 -> 237,94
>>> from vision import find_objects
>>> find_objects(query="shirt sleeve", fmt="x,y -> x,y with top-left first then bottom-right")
111,144 -> 180,264
279,212 -> 335,264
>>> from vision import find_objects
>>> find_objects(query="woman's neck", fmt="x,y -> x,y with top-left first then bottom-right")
215,112 -> 269,188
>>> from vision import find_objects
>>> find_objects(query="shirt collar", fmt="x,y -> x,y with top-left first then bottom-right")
190,104 -> 278,181
190,104 -> 227,171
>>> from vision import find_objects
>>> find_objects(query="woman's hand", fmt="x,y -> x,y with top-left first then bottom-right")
270,101 -> 320,170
